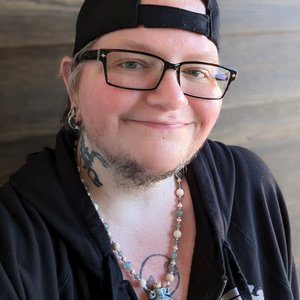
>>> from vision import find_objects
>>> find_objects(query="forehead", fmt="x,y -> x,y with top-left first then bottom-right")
94,27 -> 218,63
141,0 -> 206,14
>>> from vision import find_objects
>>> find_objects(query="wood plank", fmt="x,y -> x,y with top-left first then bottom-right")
0,1 -> 78,48
0,0 -> 82,7
0,45 -> 71,142
219,0 -> 300,35
211,97 -> 300,147
219,32 -> 300,108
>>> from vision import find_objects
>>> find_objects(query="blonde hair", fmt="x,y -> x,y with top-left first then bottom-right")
61,40 -> 96,129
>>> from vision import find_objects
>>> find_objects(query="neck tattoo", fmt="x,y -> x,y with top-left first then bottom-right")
77,163 -> 184,300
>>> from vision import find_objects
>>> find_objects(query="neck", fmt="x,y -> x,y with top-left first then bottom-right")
80,163 -> 177,209
76,132 -> 184,196
76,136 -> 178,206
76,146 -> 180,231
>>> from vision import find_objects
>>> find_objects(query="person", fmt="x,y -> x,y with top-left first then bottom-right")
0,0 -> 298,299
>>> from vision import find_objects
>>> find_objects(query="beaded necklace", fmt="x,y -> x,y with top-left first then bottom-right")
78,164 -> 184,300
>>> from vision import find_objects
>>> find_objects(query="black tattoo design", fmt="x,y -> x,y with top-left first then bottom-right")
79,136 -> 108,187
139,254 -> 180,296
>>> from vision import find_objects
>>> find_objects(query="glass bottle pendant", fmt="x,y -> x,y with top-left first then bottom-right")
148,287 -> 173,300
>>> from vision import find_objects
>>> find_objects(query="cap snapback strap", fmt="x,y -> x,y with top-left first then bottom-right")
138,5 -> 210,36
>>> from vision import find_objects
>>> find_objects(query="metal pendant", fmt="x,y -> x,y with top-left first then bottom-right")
148,287 -> 173,300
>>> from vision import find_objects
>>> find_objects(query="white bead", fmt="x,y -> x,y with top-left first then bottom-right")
173,230 -> 182,239
94,203 -> 99,211
139,279 -> 147,288
130,269 -> 136,275
166,273 -> 175,282
176,188 -> 184,197
112,242 -> 120,251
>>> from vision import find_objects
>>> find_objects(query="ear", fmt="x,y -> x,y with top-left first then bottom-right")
60,56 -> 77,104
60,56 -> 83,125
60,56 -> 72,86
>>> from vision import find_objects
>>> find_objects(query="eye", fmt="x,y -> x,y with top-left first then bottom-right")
119,60 -> 144,70
181,68 -> 209,79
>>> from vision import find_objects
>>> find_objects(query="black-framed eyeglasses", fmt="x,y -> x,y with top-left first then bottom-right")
76,49 -> 237,100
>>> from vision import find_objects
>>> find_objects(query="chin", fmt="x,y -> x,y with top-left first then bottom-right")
137,149 -> 198,180
140,144 -> 199,170
106,152 -> 190,188
141,161 -> 185,176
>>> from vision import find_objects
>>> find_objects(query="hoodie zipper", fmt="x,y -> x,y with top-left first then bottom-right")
216,278 -> 228,300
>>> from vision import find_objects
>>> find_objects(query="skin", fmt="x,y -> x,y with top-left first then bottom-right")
60,1 -> 222,299
61,30 -> 221,187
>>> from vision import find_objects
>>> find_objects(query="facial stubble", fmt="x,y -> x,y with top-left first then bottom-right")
82,129 -> 198,189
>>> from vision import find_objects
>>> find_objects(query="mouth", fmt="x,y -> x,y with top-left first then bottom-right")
125,119 -> 192,130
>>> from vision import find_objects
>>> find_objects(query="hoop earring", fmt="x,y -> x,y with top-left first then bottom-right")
67,107 -> 81,131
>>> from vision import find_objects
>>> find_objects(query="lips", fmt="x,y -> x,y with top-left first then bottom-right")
137,121 -> 187,128
124,118 -> 192,129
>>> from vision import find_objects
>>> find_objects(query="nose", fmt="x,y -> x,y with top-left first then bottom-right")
144,69 -> 188,111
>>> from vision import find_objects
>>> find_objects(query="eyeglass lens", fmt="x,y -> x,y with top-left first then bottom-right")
104,51 -> 232,99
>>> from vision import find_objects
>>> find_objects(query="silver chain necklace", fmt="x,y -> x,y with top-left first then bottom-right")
78,165 -> 184,300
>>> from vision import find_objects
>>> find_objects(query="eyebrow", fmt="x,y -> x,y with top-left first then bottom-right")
117,40 -> 156,53
116,39 -> 219,63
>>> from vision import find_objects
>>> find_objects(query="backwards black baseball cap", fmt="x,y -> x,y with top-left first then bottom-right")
73,0 -> 220,56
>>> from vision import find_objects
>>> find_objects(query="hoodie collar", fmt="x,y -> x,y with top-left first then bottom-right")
10,129 -> 114,281
185,141 -> 236,299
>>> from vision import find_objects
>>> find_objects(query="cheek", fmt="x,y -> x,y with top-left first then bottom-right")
193,100 -> 222,126
77,78 -> 138,131
190,102 -> 221,156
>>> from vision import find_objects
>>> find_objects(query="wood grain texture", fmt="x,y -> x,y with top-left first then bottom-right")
0,0 -> 300,288
219,0 -> 300,35
215,0 -> 300,284
0,45 -> 69,142
0,0 -> 79,48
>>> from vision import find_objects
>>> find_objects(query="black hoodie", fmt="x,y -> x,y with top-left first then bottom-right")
0,130 -> 298,299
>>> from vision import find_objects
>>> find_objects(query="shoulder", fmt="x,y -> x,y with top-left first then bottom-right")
201,140 -> 284,209
203,139 -> 268,168
200,140 -> 275,186
0,150 -> 69,298
192,142 -> 298,296
192,140 -> 286,231
199,140 -> 289,242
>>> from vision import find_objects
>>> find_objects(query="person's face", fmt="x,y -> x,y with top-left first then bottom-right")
62,0 -> 222,180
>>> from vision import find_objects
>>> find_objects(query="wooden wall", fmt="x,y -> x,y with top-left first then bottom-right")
1,0 -> 300,286
216,0 -> 300,284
